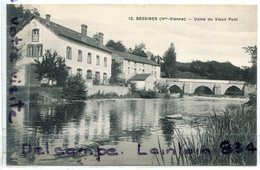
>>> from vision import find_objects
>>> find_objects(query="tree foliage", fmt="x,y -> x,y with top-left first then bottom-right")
242,45 -> 257,84
176,60 -> 247,80
7,4 -> 40,25
63,74 -> 87,100
106,40 -> 127,52
162,43 -> 177,78
109,61 -> 123,84
33,50 -> 68,86
243,45 -> 257,66
129,43 -> 147,58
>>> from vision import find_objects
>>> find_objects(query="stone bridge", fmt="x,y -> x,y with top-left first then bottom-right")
158,78 -> 246,96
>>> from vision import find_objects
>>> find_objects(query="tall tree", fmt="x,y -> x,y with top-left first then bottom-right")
162,43 -> 177,78
109,61 -> 123,84
33,50 -> 68,86
106,40 -> 127,52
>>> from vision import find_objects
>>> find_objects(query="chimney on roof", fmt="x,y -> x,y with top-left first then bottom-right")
81,24 -> 88,41
147,51 -> 153,60
46,14 -> 51,24
93,32 -> 104,46
98,32 -> 104,46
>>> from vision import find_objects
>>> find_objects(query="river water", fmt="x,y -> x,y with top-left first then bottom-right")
7,97 -> 246,165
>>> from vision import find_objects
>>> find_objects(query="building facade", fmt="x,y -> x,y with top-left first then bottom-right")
111,50 -> 161,81
14,14 -> 112,86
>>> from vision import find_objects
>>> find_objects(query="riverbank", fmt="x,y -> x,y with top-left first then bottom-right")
13,86 -> 251,105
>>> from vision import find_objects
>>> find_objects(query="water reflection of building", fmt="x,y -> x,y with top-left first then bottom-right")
86,101 -> 110,141
119,100 -> 160,142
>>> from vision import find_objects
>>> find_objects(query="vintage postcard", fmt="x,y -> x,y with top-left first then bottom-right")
2,2 -> 258,166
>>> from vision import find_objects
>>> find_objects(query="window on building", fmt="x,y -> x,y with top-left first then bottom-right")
142,69 -> 145,73
32,29 -> 39,42
128,67 -> 130,75
67,67 -> 72,75
66,46 -> 72,60
35,44 -> 43,57
94,71 -> 100,84
134,68 -> 137,74
142,63 -> 144,68
87,52 -> 92,64
104,57 -> 107,67
27,44 -> 43,57
78,50 -> 82,62
27,44 -> 34,57
95,72 -> 100,78
155,71 -> 157,77
87,70 -> 92,79
77,68 -> 82,75
103,73 -> 107,81
96,55 -> 100,66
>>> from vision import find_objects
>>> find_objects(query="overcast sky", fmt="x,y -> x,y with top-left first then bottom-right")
23,4 -> 257,67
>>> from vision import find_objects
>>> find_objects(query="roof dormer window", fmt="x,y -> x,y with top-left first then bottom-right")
32,28 -> 39,42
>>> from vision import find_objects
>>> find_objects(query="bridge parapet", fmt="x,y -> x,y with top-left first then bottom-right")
158,78 -> 246,95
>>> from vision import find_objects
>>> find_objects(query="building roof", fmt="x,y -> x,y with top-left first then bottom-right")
129,73 -> 156,81
17,15 -> 111,53
111,49 -> 160,66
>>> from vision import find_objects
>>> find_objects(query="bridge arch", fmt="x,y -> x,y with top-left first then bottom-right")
224,85 -> 244,96
167,82 -> 184,92
194,86 -> 214,95
169,85 -> 183,94
191,83 -> 215,95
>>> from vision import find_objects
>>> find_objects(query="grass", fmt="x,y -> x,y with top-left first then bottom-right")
88,90 -> 160,99
88,90 -> 120,99
154,94 -> 256,166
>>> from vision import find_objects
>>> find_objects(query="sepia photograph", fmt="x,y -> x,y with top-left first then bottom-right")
5,4 -> 257,166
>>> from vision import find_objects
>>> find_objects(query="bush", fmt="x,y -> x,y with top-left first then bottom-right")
129,82 -> 137,93
163,93 -> 171,98
138,90 -> 158,98
63,74 -> 87,100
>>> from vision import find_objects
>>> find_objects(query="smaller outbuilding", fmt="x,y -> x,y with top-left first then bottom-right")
129,73 -> 157,91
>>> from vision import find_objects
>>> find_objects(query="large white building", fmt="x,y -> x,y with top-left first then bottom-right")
14,14 -> 112,86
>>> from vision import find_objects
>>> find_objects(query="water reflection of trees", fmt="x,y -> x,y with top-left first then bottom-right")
18,100 -> 161,155
159,117 -> 176,146
24,100 -> 177,147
